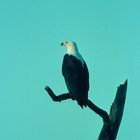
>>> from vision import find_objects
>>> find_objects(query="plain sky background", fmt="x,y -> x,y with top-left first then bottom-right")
0,0 -> 140,139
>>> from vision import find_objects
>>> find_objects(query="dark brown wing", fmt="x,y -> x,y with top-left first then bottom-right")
62,54 -> 89,107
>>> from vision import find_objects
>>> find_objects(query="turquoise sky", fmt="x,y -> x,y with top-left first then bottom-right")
0,0 -> 140,139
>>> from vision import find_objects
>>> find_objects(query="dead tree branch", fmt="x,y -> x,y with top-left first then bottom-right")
98,80 -> 128,140
45,80 -> 128,140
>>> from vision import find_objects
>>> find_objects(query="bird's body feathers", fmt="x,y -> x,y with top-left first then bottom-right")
62,54 -> 89,108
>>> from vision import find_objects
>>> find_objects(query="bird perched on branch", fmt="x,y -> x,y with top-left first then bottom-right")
45,41 -> 109,122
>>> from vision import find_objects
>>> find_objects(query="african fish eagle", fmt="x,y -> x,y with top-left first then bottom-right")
61,41 -> 89,108
45,41 -> 110,122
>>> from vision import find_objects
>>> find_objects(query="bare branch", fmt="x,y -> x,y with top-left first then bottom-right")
98,80 -> 128,140
87,99 -> 110,123
45,86 -> 71,102
45,80 -> 128,140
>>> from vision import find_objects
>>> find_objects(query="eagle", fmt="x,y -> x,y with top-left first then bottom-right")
45,41 -> 109,122
61,41 -> 89,108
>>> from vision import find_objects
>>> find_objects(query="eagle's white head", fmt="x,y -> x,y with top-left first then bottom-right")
61,41 -> 85,65
61,41 -> 78,55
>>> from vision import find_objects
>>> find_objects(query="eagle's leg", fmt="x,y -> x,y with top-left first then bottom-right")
87,99 -> 110,123
45,86 -> 72,102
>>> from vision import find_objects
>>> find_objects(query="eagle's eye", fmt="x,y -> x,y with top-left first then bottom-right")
65,41 -> 68,44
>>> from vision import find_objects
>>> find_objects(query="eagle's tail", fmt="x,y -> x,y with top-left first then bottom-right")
77,99 -> 87,109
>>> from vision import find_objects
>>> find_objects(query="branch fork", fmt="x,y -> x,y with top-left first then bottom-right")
45,80 -> 128,140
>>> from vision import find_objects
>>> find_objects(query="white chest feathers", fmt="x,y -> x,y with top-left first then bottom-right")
66,45 -> 85,65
